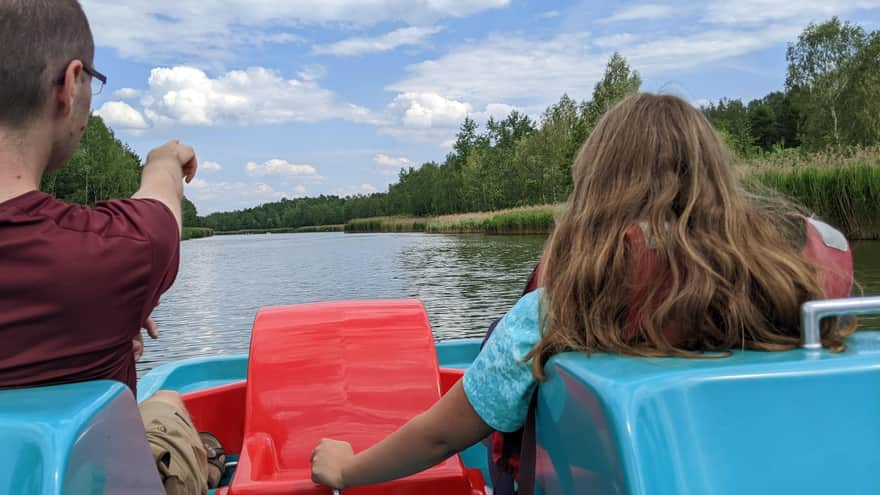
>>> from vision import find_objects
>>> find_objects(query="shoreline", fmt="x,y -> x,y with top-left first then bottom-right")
195,160 -> 879,240
214,225 -> 344,236
181,227 -> 214,241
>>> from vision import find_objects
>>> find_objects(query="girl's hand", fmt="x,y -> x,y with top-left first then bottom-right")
311,438 -> 354,489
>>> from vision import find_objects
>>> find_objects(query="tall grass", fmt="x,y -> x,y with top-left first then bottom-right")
741,145 -> 880,172
484,208 -> 556,234
750,165 -> 880,240
345,206 -> 557,234
743,147 -> 880,240
345,217 -> 427,233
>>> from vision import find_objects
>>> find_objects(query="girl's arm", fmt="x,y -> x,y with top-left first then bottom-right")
311,380 -> 492,489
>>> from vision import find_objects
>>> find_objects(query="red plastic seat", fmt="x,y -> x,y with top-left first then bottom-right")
229,300 -> 484,495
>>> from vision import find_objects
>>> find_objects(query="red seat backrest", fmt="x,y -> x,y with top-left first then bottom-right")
229,300 -> 482,495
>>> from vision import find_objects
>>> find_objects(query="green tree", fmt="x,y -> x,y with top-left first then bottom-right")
586,52 -> 643,126
703,99 -> 756,157
42,115 -> 142,205
838,32 -> 880,146
747,91 -> 801,151
786,17 -> 868,149
182,197 -> 200,227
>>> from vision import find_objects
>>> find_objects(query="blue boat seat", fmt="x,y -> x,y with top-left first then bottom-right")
0,381 -> 164,495
535,332 -> 880,495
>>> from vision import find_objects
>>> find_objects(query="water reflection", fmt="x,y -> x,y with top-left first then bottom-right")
853,241 -> 880,329
140,235 -> 880,375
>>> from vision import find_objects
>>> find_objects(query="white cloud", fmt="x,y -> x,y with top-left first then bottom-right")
188,178 -> 209,189
388,92 -> 473,128
314,26 -> 444,56
335,184 -> 379,197
111,88 -> 142,100
594,33 -> 640,49
703,0 -> 879,25
245,159 -> 319,178
597,4 -> 677,24
131,66 -> 376,127
298,65 -> 328,81
624,26 -> 802,72
380,91 -> 484,144
388,33 -> 603,110
185,179 -> 292,213
385,20 -> 826,118
374,154 -> 414,175
201,161 -> 223,172
476,103 -> 519,122
81,0 -> 509,62
381,20 -> 831,145
380,97 -> 523,145
187,159 -> 318,212
94,101 -> 149,130
540,10 -> 561,19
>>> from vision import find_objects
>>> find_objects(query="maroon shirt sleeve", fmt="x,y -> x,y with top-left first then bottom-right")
95,199 -> 181,325
69,197 -> 181,327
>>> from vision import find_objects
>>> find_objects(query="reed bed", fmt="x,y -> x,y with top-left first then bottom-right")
345,206 -> 557,234
750,164 -> 880,240
742,148 -> 880,240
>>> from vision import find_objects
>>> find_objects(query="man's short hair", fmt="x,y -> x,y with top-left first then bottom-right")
0,0 -> 94,127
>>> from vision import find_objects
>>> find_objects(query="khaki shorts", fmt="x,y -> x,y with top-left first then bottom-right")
139,399 -> 209,495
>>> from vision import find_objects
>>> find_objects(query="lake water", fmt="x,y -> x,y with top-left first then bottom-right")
140,233 -> 880,375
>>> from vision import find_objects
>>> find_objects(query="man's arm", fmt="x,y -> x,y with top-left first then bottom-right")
132,140 -> 198,232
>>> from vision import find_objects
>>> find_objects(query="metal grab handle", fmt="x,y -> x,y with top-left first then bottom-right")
801,296 -> 880,349
333,490 -> 341,495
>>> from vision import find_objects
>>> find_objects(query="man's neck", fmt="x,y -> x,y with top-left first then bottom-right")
0,125 -> 51,204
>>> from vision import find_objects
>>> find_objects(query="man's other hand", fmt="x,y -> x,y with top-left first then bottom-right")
133,317 -> 159,363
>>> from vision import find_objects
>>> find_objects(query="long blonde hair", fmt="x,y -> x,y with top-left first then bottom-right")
527,93 -> 850,379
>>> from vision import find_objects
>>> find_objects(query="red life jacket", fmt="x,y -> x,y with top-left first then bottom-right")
489,217 -> 854,494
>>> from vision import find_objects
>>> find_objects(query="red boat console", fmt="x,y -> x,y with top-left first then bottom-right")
228,300 -> 485,495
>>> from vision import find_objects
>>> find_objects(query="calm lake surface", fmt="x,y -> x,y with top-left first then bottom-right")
140,233 -> 880,375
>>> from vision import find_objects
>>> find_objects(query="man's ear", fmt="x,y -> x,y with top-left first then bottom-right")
55,60 -> 84,118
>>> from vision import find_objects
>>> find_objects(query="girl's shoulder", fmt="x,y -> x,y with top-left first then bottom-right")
508,289 -> 542,319
493,290 -> 543,350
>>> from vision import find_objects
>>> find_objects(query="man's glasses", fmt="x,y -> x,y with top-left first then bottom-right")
55,61 -> 107,95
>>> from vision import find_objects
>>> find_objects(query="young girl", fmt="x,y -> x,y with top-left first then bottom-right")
309,93 -> 854,490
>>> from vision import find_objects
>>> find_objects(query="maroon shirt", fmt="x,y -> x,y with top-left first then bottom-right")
0,191 -> 179,395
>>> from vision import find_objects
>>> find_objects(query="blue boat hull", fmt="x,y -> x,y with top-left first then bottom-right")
6,294 -> 880,495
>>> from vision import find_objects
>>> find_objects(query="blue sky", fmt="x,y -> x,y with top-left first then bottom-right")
81,0 -> 880,214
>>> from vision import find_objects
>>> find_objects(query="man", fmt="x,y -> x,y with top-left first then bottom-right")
0,1 -> 215,492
